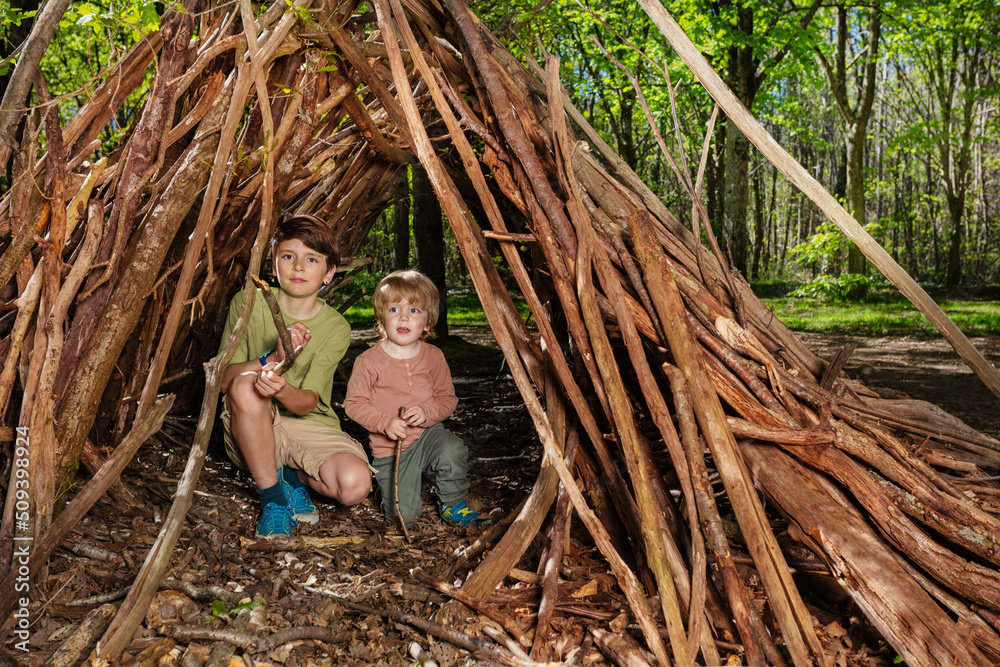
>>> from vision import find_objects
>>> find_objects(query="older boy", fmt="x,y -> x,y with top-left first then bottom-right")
219,216 -> 372,538
344,270 -> 488,528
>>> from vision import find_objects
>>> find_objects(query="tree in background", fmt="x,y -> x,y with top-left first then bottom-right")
686,0 -> 822,275
412,163 -> 449,339
894,0 -> 998,287
813,2 -> 882,293
392,167 -> 410,271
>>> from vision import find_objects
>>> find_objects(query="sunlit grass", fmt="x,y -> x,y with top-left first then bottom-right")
341,289 -> 529,327
760,296 -> 1000,336
340,283 -> 1000,337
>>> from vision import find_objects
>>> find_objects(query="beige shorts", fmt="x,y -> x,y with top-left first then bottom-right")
221,397 -> 374,480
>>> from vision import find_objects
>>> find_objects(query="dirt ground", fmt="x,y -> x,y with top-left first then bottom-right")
3,327 -> 998,666
796,331 -> 1000,438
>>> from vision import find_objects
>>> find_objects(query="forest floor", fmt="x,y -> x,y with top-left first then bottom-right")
3,327 -> 999,666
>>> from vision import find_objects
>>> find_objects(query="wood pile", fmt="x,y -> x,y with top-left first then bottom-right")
1,0 -> 999,663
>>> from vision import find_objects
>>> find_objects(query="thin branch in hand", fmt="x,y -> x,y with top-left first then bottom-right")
250,274 -> 297,375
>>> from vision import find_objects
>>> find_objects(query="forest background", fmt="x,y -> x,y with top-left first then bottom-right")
2,0 -> 999,309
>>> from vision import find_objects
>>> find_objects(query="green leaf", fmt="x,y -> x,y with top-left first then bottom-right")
232,599 -> 264,612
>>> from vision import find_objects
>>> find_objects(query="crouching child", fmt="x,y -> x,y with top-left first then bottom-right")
218,216 -> 373,538
344,270 -> 488,528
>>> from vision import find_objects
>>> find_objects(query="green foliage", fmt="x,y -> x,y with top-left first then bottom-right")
211,598 -> 263,618
29,0 -> 168,154
761,294 -> 1000,336
61,0 -> 164,40
789,221 -> 843,268
789,274 -> 875,300
0,1 -> 36,51
283,0 -> 315,24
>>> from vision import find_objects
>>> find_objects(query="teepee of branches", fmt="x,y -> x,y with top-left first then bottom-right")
1,0 -> 999,663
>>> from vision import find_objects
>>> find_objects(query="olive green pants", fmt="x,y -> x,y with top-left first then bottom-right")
371,423 -> 469,522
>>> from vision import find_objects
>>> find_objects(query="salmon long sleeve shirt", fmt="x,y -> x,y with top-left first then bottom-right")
344,341 -> 459,459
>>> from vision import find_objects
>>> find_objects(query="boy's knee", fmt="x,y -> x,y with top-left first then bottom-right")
226,374 -> 262,410
339,471 -> 372,506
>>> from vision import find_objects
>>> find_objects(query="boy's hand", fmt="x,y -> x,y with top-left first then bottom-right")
274,322 -> 311,363
254,362 -> 288,397
384,417 -> 408,442
401,406 -> 428,427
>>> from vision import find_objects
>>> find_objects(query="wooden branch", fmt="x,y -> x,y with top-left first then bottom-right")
431,68 -> 509,162
250,275 -> 298,375
590,628 -> 654,667
0,260 -> 42,418
339,87 -> 412,164
160,623 -> 349,652
483,231 -> 536,243
0,0 -> 74,173
629,209 -> 827,667
726,417 -> 835,446
0,396 -> 173,622
666,364 -> 778,667
326,23 -> 413,146
531,430 -> 579,660
413,569 -> 530,647
393,405 -> 411,543
0,202 -> 49,305
744,441 -> 994,666
819,343 -> 856,390
44,603 -> 116,667
305,588 -> 547,667
559,63 -> 692,665
54,26 -> 217,493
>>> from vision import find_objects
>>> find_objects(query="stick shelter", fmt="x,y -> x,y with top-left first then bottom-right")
1,0 -> 999,664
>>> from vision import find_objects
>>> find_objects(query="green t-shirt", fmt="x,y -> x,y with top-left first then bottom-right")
218,287 -> 350,430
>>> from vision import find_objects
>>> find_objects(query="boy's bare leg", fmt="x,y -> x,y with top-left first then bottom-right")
226,373 -> 280,488
302,453 -> 371,506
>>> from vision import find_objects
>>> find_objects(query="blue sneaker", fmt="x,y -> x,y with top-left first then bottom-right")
278,467 -> 319,524
440,499 -> 490,528
256,502 -> 295,538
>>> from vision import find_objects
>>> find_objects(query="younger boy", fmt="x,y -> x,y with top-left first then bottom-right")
218,216 -> 372,538
344,270 -> 488,528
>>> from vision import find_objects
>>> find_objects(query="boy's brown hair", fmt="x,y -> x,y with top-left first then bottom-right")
373,270 -> 440,339
270,215 -> 340,270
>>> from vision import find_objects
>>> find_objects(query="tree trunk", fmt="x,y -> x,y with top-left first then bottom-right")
946,195 -> 964,287
750,163 -> 765,280
723,126 -> 752,274
820,3 -> 883,293
411,163 -> 448,339
393,167 -> 410,271
845,125 -> 868,279
721,2 -> 756,275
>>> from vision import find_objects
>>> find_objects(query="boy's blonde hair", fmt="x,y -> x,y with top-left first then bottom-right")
373,270 -> 440,339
